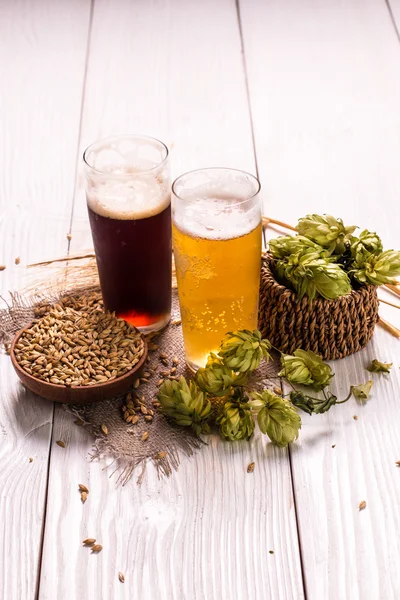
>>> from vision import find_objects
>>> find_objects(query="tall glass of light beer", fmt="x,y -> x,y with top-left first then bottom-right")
83,135 -> 171,333
172,168 -> 262,371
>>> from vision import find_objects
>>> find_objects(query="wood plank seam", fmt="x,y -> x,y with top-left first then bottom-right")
235,0 -> 260,178
288,445 -> 309,600
385,0 -> 400,43
34,3 -> 95,598
67,0 -> 96,247
263,223 -> 308,600
34,409 -> 55,600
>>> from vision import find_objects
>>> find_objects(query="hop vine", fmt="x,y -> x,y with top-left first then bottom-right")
157,329 -> 369,448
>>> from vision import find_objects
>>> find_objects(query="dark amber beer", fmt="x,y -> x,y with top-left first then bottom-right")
84,135 -> 171,332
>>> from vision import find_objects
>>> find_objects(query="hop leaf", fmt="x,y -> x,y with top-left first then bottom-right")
297,214 -> 357,255
351,380 -> 373,403
218,330 -> 271,373
158,376 -> 211,435
367,359 -> 392,374
312,392 -> 337,414
252,390 -> 301,447
352,250 -> 400,286
275,248 -> 352,301
217,395 -> 255,441
289,390 -> 339,414
350,229 -> 383,263
279,349 -> 334,389
195,354 -> 245,397
269,235 -> 326,260
289,391 -> 315,415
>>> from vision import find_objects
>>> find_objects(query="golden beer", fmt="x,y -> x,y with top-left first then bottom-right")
173,221 -> 262,368
172,168 -> 262,370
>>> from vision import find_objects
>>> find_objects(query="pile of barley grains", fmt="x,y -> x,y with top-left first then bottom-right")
13,297 -> 145,387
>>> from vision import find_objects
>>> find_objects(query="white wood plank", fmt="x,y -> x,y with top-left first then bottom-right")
290,329 -> 400,600
40,1 -> 305,598
69,0 -> 257,250
240,0 -> 400,248
0,1 -> 91,598
40,412 -> 303,600
240,1 -> 400,597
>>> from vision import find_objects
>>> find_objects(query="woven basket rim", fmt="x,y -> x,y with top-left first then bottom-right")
261,252 -> 376,307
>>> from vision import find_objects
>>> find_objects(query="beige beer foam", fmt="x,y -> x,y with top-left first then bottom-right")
85,136 -> 170,220
87,171 -> 170,221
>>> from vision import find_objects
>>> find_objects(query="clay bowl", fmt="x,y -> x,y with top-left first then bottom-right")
10,325 -> 148,404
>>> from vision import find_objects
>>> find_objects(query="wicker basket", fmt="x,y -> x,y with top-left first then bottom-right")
258,253 -> 379,360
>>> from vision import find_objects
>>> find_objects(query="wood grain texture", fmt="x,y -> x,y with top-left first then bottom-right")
289,328 -> 400,600
0,1 -> 91,598
40,412 -> 303,600
239,0 -> 400,248
39,1 -> 304,598
240,1 -> 400,597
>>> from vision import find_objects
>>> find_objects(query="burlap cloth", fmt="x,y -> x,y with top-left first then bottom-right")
0,260 -> 279,484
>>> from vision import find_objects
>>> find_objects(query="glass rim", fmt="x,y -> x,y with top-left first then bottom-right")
83,134 -> 169,176
171,167 -> 261,206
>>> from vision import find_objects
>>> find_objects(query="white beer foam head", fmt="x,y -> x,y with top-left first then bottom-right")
173,178 -> 261,240
84,136 -> 170,220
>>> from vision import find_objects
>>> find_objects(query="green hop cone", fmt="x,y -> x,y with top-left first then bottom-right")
297,214 -> 357,255
218,330 -> 271,373
275,248 -> 351,301
350,229 -> 383,263
269,235 -> 326,260
251,390 -> 301,447
195,353 -> 244,397
158,376 -> 211,436
217,395 -> 255,441
367,359 -> 392,373
352,249 -> 400,286
279,349 -> 334,390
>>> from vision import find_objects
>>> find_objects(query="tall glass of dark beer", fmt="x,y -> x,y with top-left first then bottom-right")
83,135 -> 171,332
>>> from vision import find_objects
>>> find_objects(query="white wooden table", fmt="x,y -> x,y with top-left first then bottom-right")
1,1 -> 400,598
